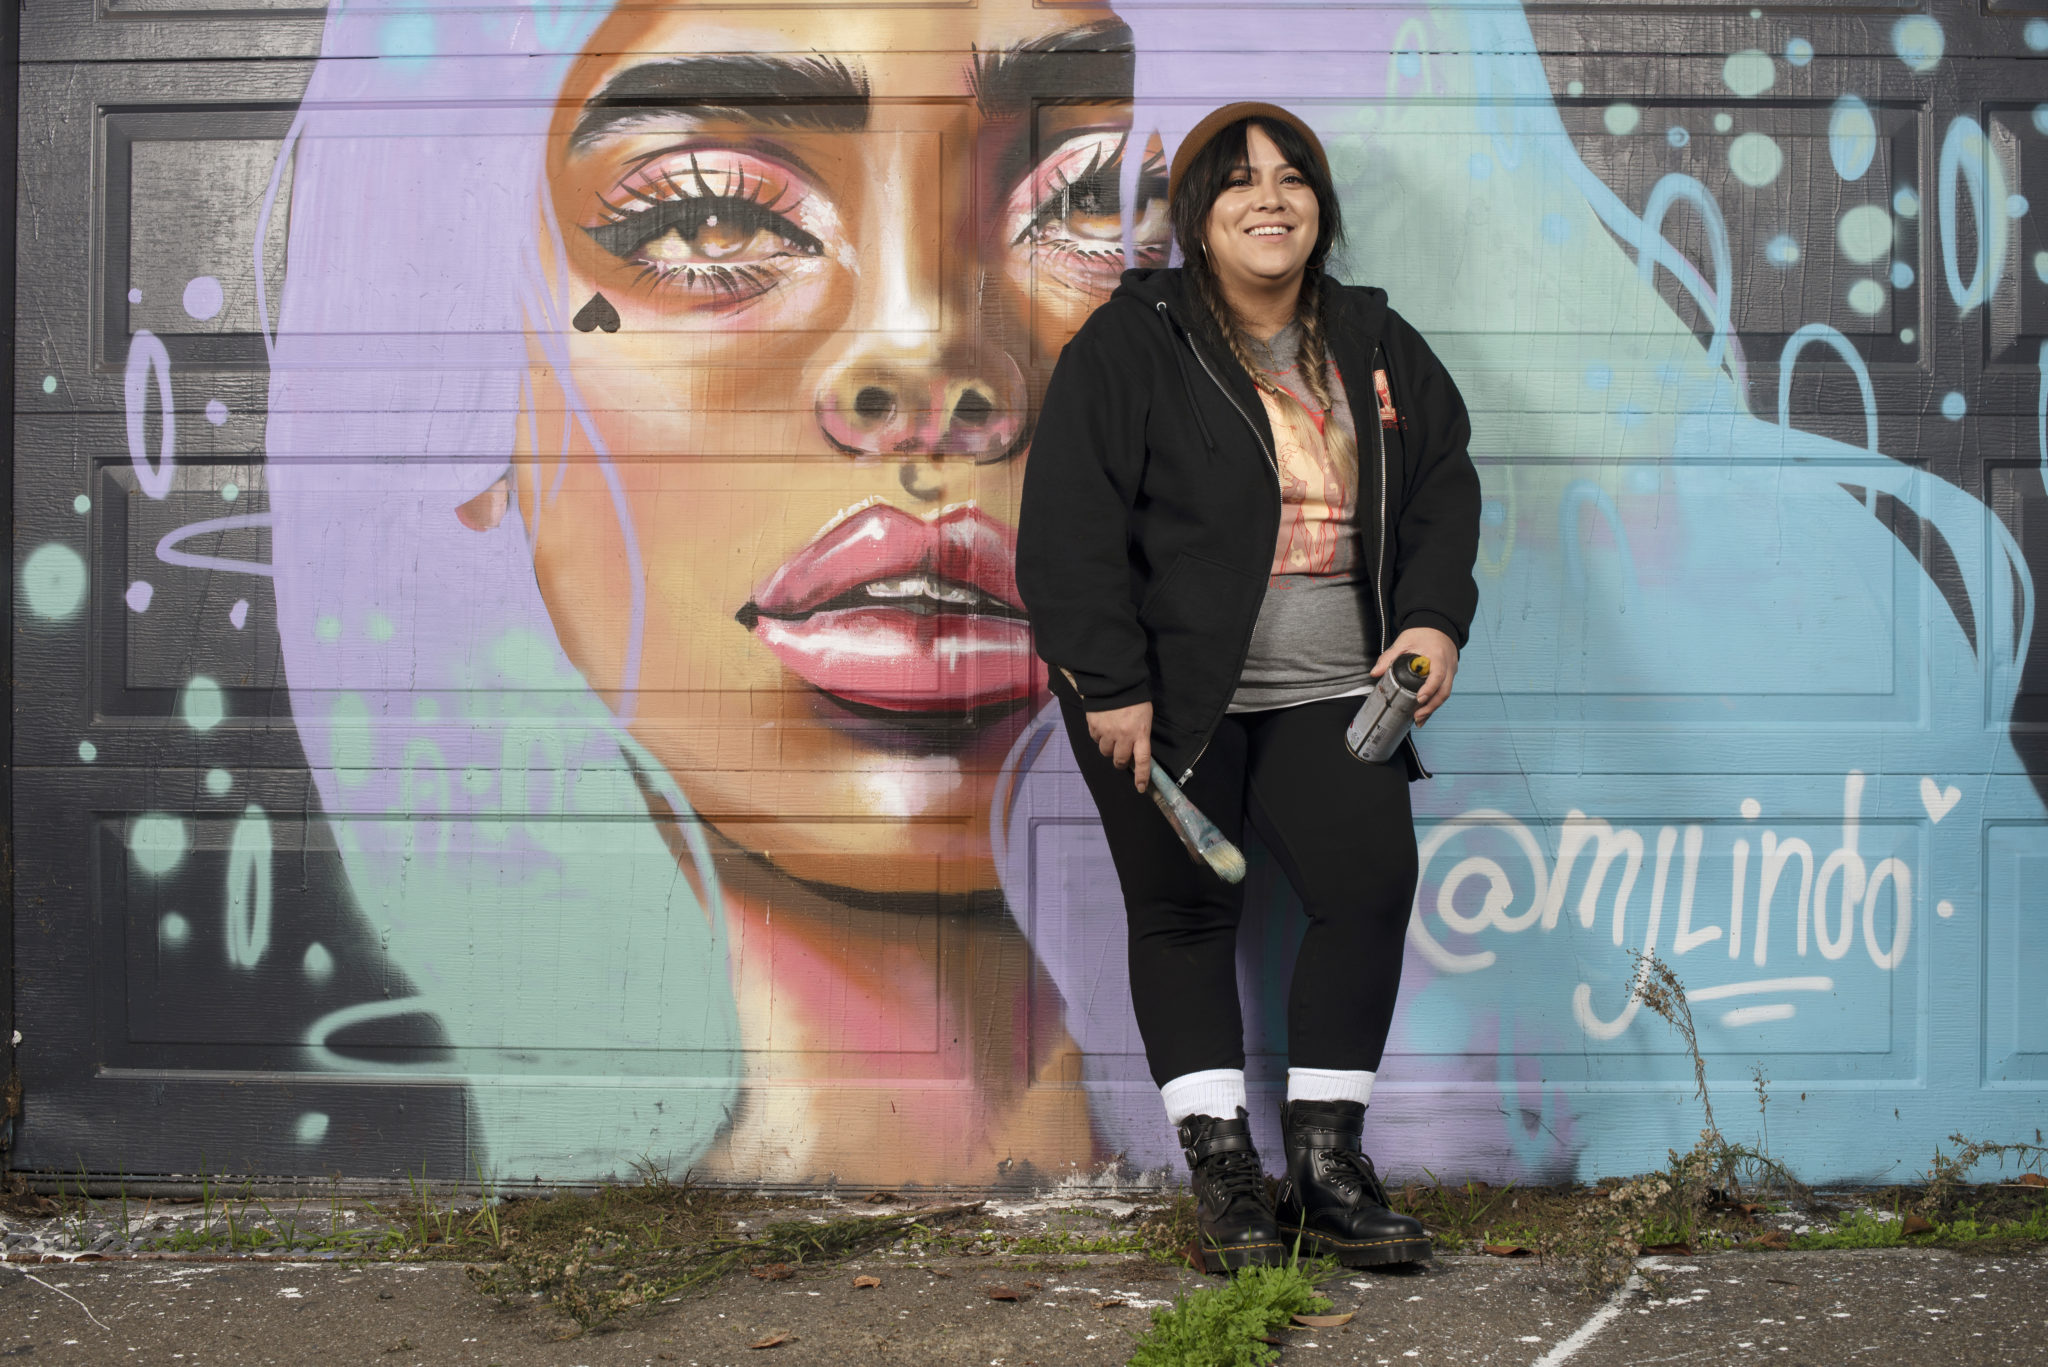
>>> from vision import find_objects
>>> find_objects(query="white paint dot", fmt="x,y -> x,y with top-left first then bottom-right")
160,912 -> 191,945
22,544 -> 87,620
129,814 -> 189,876
182,275 -> 224,321
1604,103 -> 1641,136
1729,132 -> 1784,187
1723,50 -> 1776,98
1837,205 -> 1894,263
1740,798 -> 1761,820
181,676 -> 226,731
1566,80 -> 1585,98
1936,900 -> 1955,918
1892,15 -> 1944,73
1714,113 -> 1734,134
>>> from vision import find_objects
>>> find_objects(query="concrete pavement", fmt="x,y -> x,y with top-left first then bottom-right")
3,1246 -> 2043,1365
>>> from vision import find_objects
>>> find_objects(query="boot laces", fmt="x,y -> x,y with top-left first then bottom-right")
1201,1149 -> 1268,1204
1319,1149 -> 1390,1206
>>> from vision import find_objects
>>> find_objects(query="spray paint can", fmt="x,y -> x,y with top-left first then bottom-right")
1345,654 -> 1429,763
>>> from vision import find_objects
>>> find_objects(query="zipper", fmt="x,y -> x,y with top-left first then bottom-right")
1157,302 -> 1282,783
1160,302 -> 1281,479
1370,342 -> 1389,662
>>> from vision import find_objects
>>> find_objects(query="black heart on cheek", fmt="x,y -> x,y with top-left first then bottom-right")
573,292 -> 621,334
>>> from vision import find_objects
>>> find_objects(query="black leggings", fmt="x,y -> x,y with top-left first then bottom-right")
1058,695 -> 1419,1086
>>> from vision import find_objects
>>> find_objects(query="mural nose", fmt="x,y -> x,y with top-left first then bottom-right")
815,354 -> 1025,462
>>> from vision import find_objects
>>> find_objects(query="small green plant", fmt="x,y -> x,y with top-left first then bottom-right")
1127,1258 -> 1337,1367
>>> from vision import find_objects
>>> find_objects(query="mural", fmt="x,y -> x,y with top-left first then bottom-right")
12,0 -> 2048,1187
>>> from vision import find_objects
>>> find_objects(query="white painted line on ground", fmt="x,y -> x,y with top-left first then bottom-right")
1529,1256 -> 1663,1366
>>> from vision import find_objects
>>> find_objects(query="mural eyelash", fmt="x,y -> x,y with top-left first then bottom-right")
629,259 -> 783,304
585,194 -> 823,260
1012,139 -> 1168,252
583,148 -> 825,302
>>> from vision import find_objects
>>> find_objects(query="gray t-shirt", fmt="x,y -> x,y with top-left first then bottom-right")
1228,322 -> 1377,712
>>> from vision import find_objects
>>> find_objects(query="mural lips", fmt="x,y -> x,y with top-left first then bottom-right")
743,502 -> 1041,711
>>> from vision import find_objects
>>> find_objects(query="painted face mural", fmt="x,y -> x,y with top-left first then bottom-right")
517,3 -> 1160,892
23,0 -> 2045,1189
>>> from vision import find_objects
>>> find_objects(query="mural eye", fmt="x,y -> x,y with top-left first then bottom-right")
1007,130 -> 1168,292
584,150 -> 830,302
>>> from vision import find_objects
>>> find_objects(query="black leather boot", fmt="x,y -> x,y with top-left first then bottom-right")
1176,1108 -> 1285,1273
1276,1100 -> 1432,1266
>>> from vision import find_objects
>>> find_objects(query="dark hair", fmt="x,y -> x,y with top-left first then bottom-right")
1168,116 -> 1354,478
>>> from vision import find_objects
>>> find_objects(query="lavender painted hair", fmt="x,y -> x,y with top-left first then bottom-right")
259,0 -> 741,1180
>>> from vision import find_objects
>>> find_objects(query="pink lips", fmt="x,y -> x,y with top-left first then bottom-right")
745,504 -> 1045,712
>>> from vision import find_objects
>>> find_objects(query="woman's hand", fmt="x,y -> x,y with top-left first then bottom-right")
1372,626 -> 1459,724
1086,702 -> 1156,792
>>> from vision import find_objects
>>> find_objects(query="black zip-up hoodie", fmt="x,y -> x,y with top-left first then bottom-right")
1016,267 -> 1481,782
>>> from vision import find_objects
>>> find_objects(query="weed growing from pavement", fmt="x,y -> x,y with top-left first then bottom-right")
1126,1253 -> 1341,1367
1920,1133 -> 2048,1215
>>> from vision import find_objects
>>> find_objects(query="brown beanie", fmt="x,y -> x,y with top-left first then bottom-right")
1167,102 -> 1331,207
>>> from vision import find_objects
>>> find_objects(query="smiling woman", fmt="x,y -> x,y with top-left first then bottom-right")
265,0 -> 1165,1184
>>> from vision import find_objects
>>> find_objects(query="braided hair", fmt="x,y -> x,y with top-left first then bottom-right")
1169,116 -> 1354,481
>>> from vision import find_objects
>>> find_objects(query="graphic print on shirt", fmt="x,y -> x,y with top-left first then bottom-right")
1255,375 -> 1357,580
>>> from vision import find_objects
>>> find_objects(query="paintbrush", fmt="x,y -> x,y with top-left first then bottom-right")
1147,761 -> 1246,884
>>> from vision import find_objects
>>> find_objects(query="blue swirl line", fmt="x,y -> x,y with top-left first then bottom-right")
1777,324 -> 1879,456
1939,117 -> 2004,314
1638,175 -> 1734,373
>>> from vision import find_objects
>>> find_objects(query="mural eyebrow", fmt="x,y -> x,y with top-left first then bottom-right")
572,55 -> 871,148
972,19 -> 1135,119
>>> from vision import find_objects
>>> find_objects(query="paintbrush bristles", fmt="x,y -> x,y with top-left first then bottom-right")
1147,761 -> 1248,885
1203,841 -> 1247,884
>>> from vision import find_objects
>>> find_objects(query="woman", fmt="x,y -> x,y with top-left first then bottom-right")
1017,103 -> 1481,1268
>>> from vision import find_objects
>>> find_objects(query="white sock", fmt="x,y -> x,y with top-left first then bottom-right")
1160,1068 -> 1248,1124
1287,1067 -> 1376,1107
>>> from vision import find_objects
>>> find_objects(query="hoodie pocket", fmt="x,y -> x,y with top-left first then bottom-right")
1139,552 -> 1266,742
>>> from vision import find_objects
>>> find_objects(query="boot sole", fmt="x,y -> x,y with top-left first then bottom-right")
1197,1239 -> 1289,1274
1286,1227 -> 1434,1267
